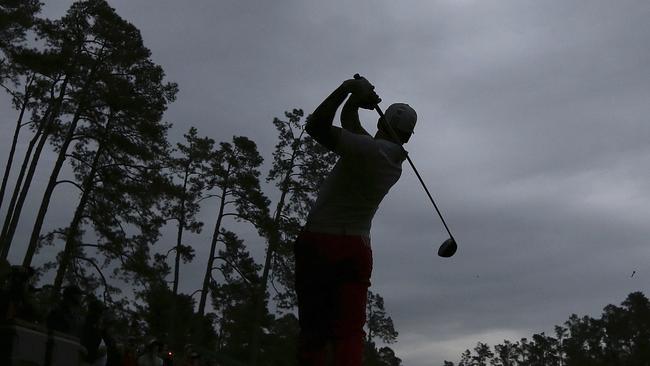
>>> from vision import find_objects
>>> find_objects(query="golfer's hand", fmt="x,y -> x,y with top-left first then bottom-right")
343,75 -> 381,110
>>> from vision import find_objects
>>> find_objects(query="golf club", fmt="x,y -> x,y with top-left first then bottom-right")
353,74 -> 458,257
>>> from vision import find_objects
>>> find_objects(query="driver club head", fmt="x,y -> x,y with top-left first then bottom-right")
438,238 -> 457,258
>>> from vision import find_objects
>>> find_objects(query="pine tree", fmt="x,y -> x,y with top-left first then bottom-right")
448,292 -> 650,366
209,230 -> 262,360
17,0 -> 177,272
365,291 -> 401,366
163,127 -> 215,295
0,0 -> 52,258
197,136 -> 268,316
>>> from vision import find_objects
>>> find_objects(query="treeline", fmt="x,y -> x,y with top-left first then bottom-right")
0,0 -> 402,364
443,291 -> 650,366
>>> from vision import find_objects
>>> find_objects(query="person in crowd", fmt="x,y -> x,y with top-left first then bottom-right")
138,338 -> 163,366
82,297 -> 108,366
1,265 -> 37,321
121,336 -> 139,366
46,285 -> 84,335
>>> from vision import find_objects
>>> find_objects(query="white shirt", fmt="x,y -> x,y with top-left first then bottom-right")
306,129 -> 405,236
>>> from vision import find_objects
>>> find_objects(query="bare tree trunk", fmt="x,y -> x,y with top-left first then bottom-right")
22,46 -> 104,266
172,214 -> 184,295
172,166 -> 190,295
198,180 -> 229,316
0,127 -> 43,259
0,79 -> 65,259
0,74 -> 34,212
22,106 -> 83,267
52,141 -> 105,293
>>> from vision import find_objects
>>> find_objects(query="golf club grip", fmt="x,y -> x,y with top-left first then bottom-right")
374,105 -> 455,241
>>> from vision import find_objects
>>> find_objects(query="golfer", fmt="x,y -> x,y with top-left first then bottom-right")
295,75 -> 416,365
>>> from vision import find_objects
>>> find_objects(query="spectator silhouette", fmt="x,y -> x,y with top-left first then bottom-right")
46,285 -> 83,335
1,265 -> 37,321
121,336 -> 139,366
138,338 -> 163,366
82,296 -> 108,365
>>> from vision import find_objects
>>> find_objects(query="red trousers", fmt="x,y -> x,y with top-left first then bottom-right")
294,231 -> 373,366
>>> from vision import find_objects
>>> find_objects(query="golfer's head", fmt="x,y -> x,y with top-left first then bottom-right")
378,103 -> 417,144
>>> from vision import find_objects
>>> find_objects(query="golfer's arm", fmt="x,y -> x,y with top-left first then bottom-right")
306,83 -> 348,151
341,98 -> 371,136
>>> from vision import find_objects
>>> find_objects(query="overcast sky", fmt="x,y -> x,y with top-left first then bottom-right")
2,1 -> 650,364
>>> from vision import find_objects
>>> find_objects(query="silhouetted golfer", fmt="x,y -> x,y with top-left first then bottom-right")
295,75 -> 416,365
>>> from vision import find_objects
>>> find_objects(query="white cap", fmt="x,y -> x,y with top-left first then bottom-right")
384,103 -> 417,135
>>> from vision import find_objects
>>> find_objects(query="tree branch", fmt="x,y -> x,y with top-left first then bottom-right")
75,255 -> 110,302
212,256 -> 253,286
196,194 -> 221,204
65,153 -> 94,169
0,81 -> 19,99
55,179 -> 85,193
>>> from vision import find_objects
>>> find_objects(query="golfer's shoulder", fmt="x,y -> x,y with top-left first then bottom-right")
337,129 -> 378,155
340,128 -> 374,143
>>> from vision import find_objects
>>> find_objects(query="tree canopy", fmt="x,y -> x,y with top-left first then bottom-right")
445,291 -> 650,366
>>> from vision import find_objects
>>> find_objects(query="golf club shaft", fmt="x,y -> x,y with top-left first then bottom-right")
374,105 -> 455,241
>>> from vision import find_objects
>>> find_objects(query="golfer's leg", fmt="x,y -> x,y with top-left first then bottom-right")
332,280 -> 369,365
332,238 -> 372,366
296,284 -> 331,366
295,233 -> 330,366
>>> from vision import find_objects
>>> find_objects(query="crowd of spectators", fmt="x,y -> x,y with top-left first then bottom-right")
0,260 -> 208,366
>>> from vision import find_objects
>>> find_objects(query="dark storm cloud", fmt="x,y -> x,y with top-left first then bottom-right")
1,0 -> 649,364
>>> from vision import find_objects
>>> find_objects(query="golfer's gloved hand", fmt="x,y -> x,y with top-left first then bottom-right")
343,74 -> 381,110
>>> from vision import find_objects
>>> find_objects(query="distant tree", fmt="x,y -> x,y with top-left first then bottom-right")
0,71 -> 35,244
0,0 -> 42,214
13,1 -> 175,297
49,108 -> 173,295
563,314 -> 605,365
163,127 -> 215,295
491,340 -> 518,366
261,313 -> 300,366
141,284 -> 217,353
0,0 -> 41,81
448,291 -> 650,366
526,333 -> 560,365
618,292 -> 650,363
364,291 -> 401,366
197,136 -> 269,316
366,291 -> 398,344
0,68 -> 69,259
553,325 -> 567,365
0,0 -> 177,266
458,350 -> 472,366
209,230 -> 263,361
377,347 -> 402,366
63,153 -> 172,292
365,344 -> 402,366
26,0 -> 176,269
0,0 -> 68,259
583,291 -> 650,366
458,342 -> 494,366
